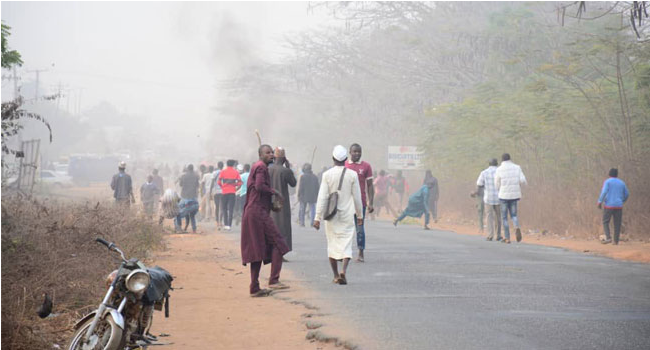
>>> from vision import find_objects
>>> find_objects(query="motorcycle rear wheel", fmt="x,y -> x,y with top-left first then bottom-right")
67,314 -> 123,350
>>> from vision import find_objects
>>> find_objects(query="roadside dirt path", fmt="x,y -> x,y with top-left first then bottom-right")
148,223 -> 352,350
433,221 -> 650,263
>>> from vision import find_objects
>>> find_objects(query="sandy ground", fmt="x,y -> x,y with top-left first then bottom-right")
147,224 -> 357,350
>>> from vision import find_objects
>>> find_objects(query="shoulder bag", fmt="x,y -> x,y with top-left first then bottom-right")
323,168 -> 347,221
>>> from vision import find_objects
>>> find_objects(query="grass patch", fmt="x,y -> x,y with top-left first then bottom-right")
1,196 -> 165,349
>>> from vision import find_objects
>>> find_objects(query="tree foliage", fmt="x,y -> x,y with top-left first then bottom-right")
1,23 -> 53,170
1,22 -> 23,68
224,2 -> 650,236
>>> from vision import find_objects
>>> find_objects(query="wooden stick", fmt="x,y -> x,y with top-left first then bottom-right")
310,146 -> 317,165
255,129 -> 262,146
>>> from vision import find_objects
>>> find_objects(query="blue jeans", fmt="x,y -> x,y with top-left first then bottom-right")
299,201 -> 316,226
396,210 -> 430,225
355,206 -> 367,250
500,199 -> 520,240
176,199 -> 199,232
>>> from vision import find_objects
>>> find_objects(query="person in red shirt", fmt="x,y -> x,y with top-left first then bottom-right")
218,159 -> 243,230
345,143 -> 374,262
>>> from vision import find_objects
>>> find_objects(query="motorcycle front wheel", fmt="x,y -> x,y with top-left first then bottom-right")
67,314 -> 123,350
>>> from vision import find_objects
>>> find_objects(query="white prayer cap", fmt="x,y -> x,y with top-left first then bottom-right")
332,145 -> 348,162
236,164 -> 244,171
118,161 -> 126,169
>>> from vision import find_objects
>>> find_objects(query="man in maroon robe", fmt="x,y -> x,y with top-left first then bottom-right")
241,144 -> 291,297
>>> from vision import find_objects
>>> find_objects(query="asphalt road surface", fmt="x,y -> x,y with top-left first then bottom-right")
278,220 -> 650,350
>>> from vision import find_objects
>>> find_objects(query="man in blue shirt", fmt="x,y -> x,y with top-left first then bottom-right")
597,168 -> 630,245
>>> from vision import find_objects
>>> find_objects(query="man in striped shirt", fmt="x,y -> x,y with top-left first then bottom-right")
476,158 -> 501,241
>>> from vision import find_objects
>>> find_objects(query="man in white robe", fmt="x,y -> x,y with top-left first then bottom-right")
313,145 -> 363,285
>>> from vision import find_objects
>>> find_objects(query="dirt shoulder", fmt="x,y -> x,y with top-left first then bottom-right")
148,224 -> 350,349
431,221 -> 650,264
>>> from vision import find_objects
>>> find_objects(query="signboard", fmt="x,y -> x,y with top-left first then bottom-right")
387,146 -> 424,170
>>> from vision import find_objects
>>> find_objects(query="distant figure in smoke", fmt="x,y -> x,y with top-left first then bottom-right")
346,143 -> 374,262
313,145 -> 363,285
597,168 -> 629,245
393,179 -> 436,230
318,166 -> 329,184
111,161 -> 135,208
470,183 -> 485,233
269,147 -> 297,254
218,160 -> 243,231
200,165 -> 215,221
151,168 -> 164,214
423,170 -> 439,223
210,161 -> 225,230
177,163 -> 200,233
235,163 -> 251,225
391,170 -> 409,211
298,163 -> 319,227
140,175 -> 159,218
241,144 -> 291,296
495,153 -> 527,244
475,158 -> 501,241
373,170 -> 398,219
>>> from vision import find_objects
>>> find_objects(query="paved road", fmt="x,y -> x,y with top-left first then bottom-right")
279,221 -> 650,350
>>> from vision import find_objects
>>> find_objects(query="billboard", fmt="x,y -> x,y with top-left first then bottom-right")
387,146 -> 424,170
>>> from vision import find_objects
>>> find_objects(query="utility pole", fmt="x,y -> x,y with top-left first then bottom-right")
12,66 -> 20,100
76,87 -> 84,115
26,68 -> 48,100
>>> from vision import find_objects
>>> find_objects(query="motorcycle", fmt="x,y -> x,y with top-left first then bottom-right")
67,238 -> 173,350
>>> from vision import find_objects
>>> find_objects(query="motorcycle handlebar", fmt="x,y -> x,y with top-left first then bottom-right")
95,238 -> 112,249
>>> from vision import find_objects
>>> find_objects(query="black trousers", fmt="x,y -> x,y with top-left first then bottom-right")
213,194 -> 223,224
603,208 -> 623,243
221,193 -> 236,227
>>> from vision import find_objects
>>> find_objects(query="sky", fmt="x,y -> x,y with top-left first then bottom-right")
1,2 -> 332,151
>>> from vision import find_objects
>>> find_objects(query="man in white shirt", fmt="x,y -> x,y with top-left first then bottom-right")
495,153 -> 527,244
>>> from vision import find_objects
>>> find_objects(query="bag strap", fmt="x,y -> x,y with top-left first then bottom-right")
337,168 -> 347,191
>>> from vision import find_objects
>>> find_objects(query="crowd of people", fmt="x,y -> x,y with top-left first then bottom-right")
109,144 -> 630,296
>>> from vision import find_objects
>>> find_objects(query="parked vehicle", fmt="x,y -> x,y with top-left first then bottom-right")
67,239 -> 173,350
40,170 -> 74,188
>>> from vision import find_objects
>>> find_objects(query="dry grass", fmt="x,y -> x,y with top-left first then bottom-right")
436,179 -> 649,241
1,195 -> 166,349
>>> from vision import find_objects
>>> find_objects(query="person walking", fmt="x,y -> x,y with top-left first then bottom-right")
140,175 -> 160,218
470,181 -> 485,233
392,170 -> 409,211
298,163 -> 320,227
423,170 -> 439,223
210,161 -> 224,229
597,168 -> 629,245
476,159 -> 501,241
495,153 -> 527,244
178,163 -> 200,233
217,160 -> 242,230
200,165 -> 215,221
313,145 -> 363,285
373,170 -> 398,219
151,168 -> 164,214
241,145 -> 291,297
111,161 -> 135,207
393,180 -> 435,230
269,147 -> 297,253
346,143 -> 374,262
234,163 -> 250,225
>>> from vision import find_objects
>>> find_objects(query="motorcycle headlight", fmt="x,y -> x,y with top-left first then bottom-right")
125,269 -> 150,294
